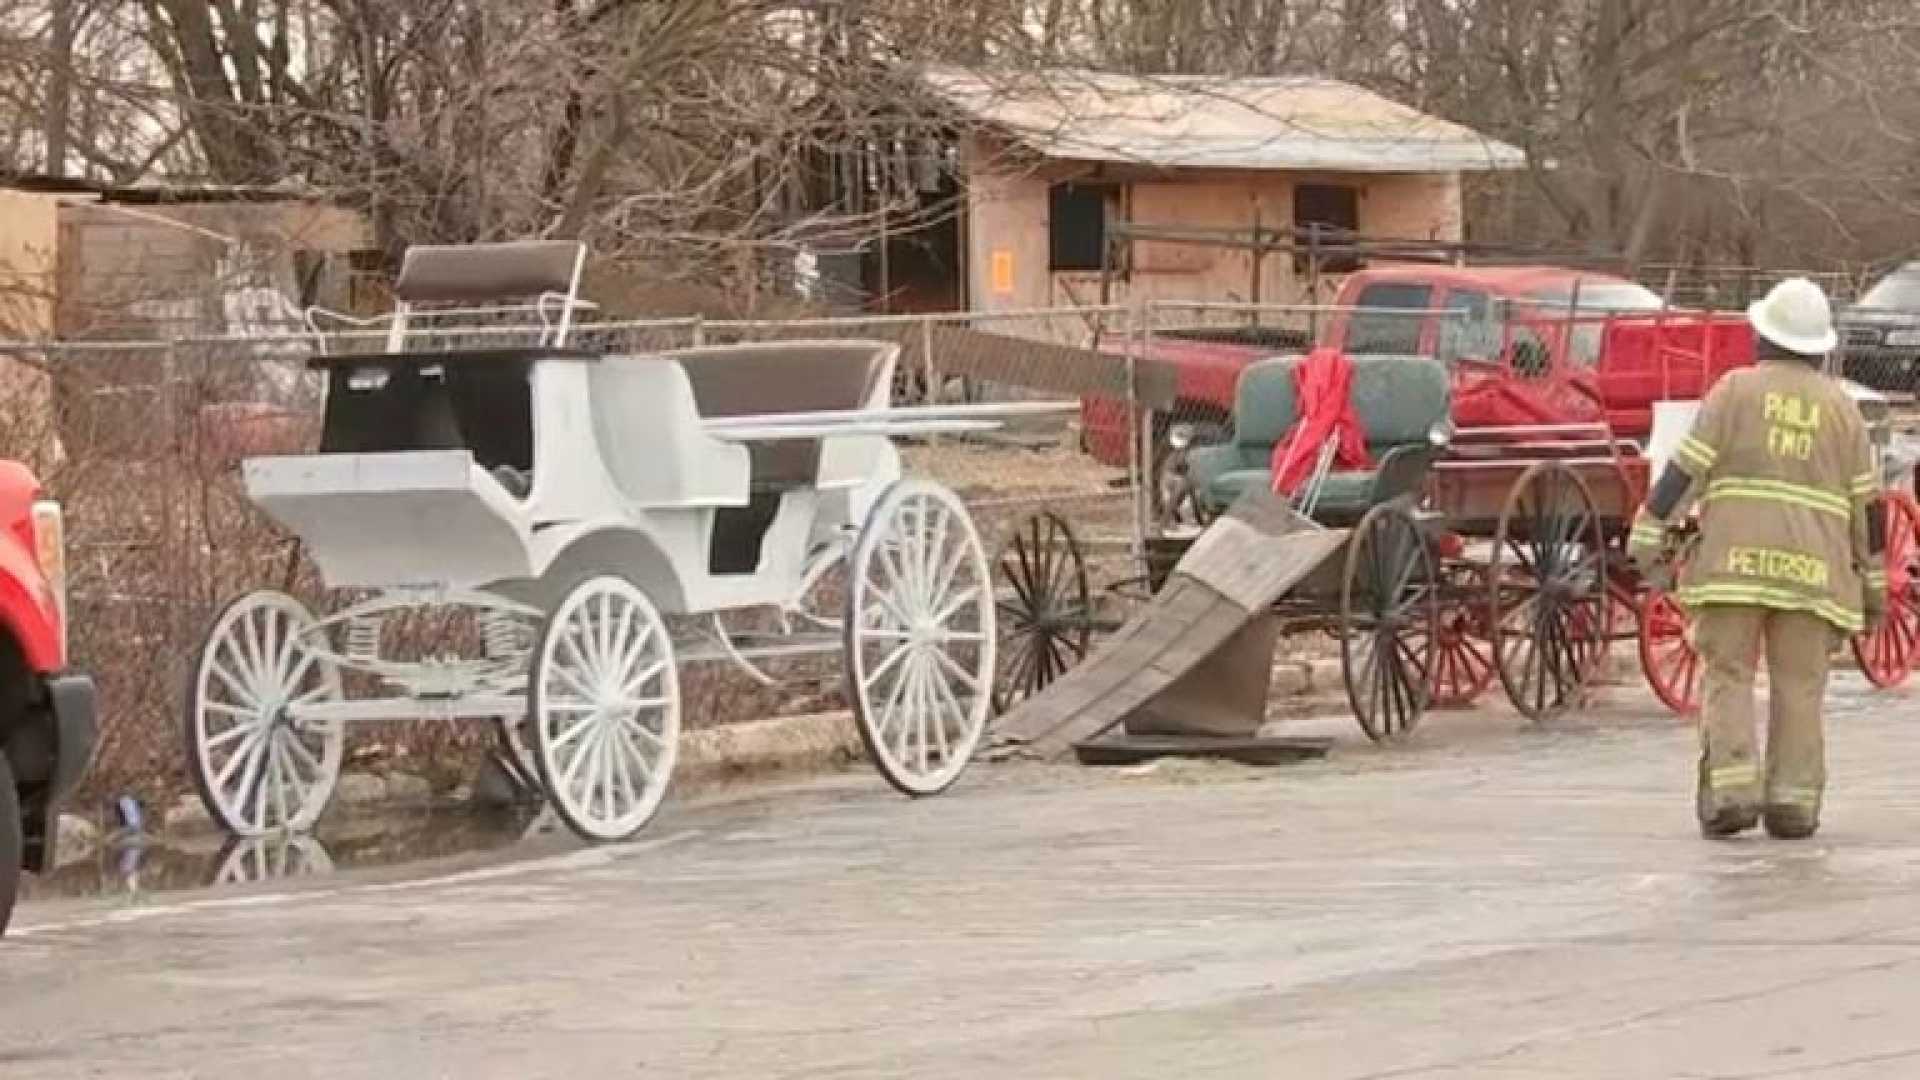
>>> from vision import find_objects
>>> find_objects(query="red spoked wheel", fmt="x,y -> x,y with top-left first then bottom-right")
1852,491 -> 1920,689
1429,564 -> 1496,709
1639,586 -> 1702,715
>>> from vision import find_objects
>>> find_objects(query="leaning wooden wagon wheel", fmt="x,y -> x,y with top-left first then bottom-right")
1638,585 -> 1703,715
1488,462 -> 1609,722
527,574 -> 681,843
185,591 -> 346,835
1428,562 -> 1497,709
846,477 -> 995,797
493,715 -> 542,797
1853,491 -> 1920,688
991,510 -> 1093,713
1340,503 -> 1439,742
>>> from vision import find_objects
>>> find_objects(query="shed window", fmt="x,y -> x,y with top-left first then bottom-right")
1049,182 -> 1117,272
1294,184 -> 1362,274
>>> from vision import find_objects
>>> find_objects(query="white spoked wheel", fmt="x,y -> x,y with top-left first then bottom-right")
185,591 -> 345,836
528,575 -> 681,843
846,477 -> 995,797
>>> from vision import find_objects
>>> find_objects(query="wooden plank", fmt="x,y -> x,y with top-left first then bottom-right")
927,324 -> 1180,408
990,493 -> 1357,760
996,585 -> 1257,758
1174,488 -> 1350,611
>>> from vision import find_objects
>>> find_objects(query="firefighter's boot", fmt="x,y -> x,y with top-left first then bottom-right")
1762,609 -> 1833,840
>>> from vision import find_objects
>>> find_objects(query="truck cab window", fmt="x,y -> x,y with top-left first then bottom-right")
1440,289 -> 1498,363
1348,283 -> 1431,355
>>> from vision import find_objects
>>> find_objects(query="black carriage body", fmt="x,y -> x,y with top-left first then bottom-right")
309,347 -> 596,477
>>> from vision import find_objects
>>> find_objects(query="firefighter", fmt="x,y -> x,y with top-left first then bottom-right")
1627,277 -> 1885,840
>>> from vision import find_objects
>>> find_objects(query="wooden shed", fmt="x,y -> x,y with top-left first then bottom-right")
918,68 -> 1525,326
0,176 -> 371,341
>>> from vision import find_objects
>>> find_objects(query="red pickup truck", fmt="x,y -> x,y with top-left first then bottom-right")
1082,265 -> 1744,466
0,462 -> 95,936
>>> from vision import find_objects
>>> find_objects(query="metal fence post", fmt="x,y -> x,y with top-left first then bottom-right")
920,315 -> 937,408
691,314 -> 706,349
1128,303 -> 1151,569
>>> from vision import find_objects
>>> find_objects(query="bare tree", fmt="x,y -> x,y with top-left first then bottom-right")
9,0 -> 1920,289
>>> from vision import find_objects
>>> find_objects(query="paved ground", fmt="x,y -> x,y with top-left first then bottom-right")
7,673 -> 1920,1079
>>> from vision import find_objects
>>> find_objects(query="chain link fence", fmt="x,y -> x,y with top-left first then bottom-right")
1633,264 -> 1920,397
1634,264 -> 1867,312
1836,311 -> 1920,395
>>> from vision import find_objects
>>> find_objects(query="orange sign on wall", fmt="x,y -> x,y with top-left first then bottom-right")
990,249 -> 1015,295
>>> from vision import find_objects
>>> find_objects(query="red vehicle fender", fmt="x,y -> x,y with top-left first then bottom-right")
0,462 -> 63,673
0,550 -> 61,674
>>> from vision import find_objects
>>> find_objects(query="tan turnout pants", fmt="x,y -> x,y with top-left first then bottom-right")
1692,604 -> 1836,831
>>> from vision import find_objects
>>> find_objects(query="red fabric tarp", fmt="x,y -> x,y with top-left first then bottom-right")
1270,346 -> 1371,497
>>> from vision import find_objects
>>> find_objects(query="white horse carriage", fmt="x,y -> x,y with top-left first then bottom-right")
184,241 -> 1063,842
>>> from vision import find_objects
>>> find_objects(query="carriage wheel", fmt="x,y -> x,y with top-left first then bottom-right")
186,591 -> 345,836
1853,492 -> 1920,688
1488,463 -> 1608,722
1341,504 -> 1438,742
212,832 -> 336,887
992,510 -> 1092,713
847,477 -> 994,796
528,575 -> 681,843
1429,563 -> 1496,709
1639,587 -> 1703,715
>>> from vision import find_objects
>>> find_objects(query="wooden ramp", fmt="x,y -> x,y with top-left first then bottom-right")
991,490 -> 1349,761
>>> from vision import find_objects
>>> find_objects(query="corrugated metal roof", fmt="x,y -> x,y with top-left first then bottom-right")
923,67 -> 1526,174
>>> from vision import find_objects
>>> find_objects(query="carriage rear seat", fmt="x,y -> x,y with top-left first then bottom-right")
655,341 -> 898,575
1186,353 -> 1451,524
673,342 -> 895,491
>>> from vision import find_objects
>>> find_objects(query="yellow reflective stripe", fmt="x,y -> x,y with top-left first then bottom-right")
1713,476 -> 1851,515
1769,786 -> 1821,809
1709,763 -> 1760,789
1676,437 -> 1717,471
1851,472 -> 1877,496
1678,581 -> 1863,632
1706,477 -> 1850,519
1866,569 -> 1889,591
1629,522 -> 1665,545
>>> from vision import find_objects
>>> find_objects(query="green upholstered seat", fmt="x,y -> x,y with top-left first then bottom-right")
1187,354 -> 1450,522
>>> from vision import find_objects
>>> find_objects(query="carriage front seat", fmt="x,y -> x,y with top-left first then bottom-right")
1186,354 -> 1451,525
